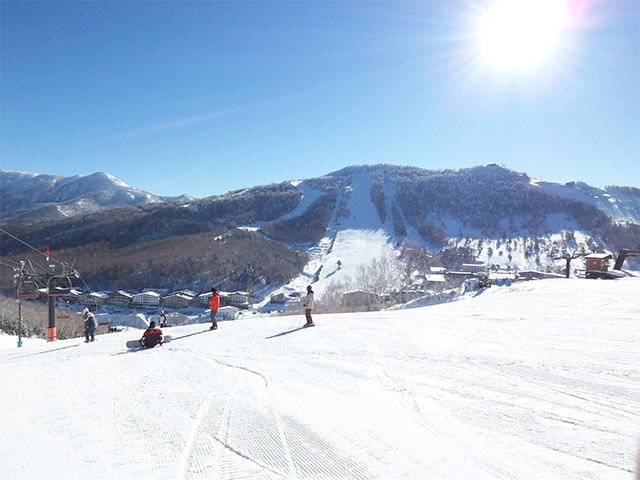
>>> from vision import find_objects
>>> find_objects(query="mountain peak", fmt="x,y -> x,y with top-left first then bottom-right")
0,169 -> 162,223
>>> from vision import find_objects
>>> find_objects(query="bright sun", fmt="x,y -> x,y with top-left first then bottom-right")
477,0 -> 571,71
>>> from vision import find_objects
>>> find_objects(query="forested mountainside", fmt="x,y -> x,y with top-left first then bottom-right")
258,164 -> 640,248
0,183 -> 308,292
1,164 -> 638,293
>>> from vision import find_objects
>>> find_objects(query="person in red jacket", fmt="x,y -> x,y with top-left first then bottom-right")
208,287 -> 220,330
139,321 -> 164,348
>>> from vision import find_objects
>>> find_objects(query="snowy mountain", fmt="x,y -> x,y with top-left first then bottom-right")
1,277 -> 639,479
0,169 -> 190,223
1,164 -> 639,294
263,165 -> 640,300
534,180 -> 640,224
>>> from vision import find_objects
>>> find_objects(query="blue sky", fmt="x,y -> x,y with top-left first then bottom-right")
2,1 -> 638,198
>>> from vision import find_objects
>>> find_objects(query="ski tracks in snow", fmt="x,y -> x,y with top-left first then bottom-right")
172,322 -> 434,480
173,327 -> 293,479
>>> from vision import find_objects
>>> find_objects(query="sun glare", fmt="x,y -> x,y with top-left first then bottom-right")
477,0 -> 572,71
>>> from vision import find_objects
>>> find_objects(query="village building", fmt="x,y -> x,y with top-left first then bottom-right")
516,270 -> 565,281
198,292 -> 212,307
225,291 -> 250,308
429,266 -> 447,274
585,253 -> 613,273
162,292 -> 194,309
461,263 -> 487,274
397,287 -> 425,303
132,291 -> 161,307
199,290 -> 254,309
446,270 -> 473,279
109,290 -> 133,308
270,293 -> 287,304
424,272 -> 447,290
79,291 -> 109,307
584,253 -> 623,279
342,290 -> 386,310
217,306 -> 240,321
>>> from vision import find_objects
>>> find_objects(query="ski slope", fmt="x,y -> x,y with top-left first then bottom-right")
285,172 -> 399,298
1,277 -> 639,479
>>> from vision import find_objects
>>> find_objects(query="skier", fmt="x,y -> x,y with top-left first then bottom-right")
303,285 -> 315,327
82,307 -> 97,342
208,287 -> 220,330
139,321 -> 164,348
159,311 -> 168,328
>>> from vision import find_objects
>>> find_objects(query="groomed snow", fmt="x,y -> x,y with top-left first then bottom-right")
1,277 -> 639,479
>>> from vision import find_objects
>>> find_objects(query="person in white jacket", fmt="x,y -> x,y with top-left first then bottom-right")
303,285 -> 315,327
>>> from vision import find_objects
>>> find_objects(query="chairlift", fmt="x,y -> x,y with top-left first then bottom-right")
48,275 -> 73,296
48,286 -> 72,296
18,280 -> 39,299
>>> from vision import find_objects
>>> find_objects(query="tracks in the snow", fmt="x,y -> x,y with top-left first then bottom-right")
174,326 -> 431,479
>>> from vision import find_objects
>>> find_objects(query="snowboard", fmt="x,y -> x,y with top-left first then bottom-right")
126,335 -> 172,349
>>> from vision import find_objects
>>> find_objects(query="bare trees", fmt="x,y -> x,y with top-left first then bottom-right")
314,278 -> 353,314
355,248 -> 404,305
0,296 -> 83,340
316,248 -> 405,313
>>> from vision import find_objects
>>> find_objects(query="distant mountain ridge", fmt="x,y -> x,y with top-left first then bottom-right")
0,169 -> 192,223
1,164 -> 639,294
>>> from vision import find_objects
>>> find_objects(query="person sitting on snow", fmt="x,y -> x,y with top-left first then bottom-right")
139,321 -> 164,348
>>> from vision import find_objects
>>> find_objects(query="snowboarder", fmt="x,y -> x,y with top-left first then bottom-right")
303,285 -> 315,327
82,308 -> 97,342
159,311 -> 168,328
209,287 -> 220,330
139,321 -> 164,348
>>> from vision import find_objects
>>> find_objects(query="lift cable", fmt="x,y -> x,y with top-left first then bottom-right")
0,227 -> 59,264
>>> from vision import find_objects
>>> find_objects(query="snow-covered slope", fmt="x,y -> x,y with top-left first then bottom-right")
0,170 -> 166,222
280,171 -> 398,298
1,277 -> 638,479
534,180 -> 640,225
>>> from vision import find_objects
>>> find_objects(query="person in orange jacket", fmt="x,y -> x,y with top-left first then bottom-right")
208,287 -> 220,330
139,321 -> 164,348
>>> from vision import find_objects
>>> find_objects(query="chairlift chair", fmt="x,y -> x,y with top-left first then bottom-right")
18,280 -> 40,299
